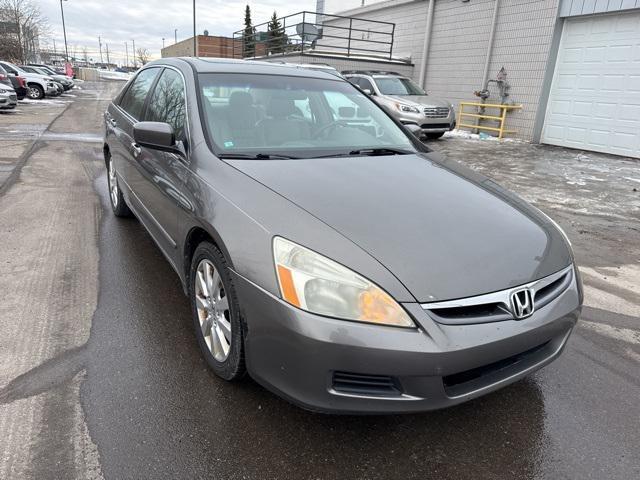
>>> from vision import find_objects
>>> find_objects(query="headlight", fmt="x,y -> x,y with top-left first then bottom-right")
396,103 -> 420,114
273,237 -> 414,327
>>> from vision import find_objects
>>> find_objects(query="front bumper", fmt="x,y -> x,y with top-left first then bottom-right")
0,94 -> 17,109
398,110 -> 456,135
231,270 -> 581,414
46,84 -> 59,96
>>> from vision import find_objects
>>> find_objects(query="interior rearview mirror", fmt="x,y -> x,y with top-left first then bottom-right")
133,122 -> 176,151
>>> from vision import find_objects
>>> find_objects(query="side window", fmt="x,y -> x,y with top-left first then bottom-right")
359,78 -> 375,93
145,69 -> 187,141
1,63 -> 17,75
119,68 -> 159,120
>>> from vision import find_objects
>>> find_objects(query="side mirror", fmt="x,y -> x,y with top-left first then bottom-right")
133,122 -> 176,151
363,88 -> 373,96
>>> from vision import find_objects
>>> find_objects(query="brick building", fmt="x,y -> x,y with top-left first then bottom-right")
161,34 -> 266,59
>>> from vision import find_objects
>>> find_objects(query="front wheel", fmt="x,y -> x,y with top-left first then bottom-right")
190,242 -> 245,381
27,84 -> 44,100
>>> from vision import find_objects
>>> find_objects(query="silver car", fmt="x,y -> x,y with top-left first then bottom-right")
0,85 -> 17,110
344,71 -> 455,139
104,58 -> 581,414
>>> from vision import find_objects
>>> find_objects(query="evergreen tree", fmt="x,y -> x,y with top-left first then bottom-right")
243,5 -> 256,57
267,11 -> 284,54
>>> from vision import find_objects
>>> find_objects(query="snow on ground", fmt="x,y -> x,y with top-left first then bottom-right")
444,128 -> 519,142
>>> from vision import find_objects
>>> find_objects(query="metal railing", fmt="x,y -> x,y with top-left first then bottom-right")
232,11 -> 396,60
457,102 -> 523,139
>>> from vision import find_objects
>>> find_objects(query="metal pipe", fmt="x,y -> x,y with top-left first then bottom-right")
193,0 -> 197,56
418,0 -> 434,88
481,0 -> 501,92
59,0 -> 69,62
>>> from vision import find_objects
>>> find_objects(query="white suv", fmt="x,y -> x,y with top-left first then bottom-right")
0,61 -> 59,100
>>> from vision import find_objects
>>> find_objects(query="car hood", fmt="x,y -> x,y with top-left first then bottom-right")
388,95 -> 450,108
227,154 -> 572,302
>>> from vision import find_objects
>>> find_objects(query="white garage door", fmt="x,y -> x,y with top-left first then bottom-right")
542,10 -> 640,158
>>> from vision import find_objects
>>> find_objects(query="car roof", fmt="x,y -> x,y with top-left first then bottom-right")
146,57 -> 341,80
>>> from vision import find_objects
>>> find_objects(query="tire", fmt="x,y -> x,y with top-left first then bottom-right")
426,132 -> 445,140
107,156 -> 132,217
27,84 -> 44,100
189,242 -> 245,381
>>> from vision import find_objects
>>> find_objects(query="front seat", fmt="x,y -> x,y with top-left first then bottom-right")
225,91 -> 261,147
260,97 -> 311,145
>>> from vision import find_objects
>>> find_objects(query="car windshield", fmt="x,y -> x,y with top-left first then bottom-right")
375,77 -> 426,96
199,73 -> 416,159
32,67 -> 50,75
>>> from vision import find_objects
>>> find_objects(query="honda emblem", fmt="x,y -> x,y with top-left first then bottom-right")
510,288 -> 534,319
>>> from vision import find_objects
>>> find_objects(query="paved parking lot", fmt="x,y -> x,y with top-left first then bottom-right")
0,82 -> 638,479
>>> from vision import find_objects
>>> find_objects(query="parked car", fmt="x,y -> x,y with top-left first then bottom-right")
26,64 -> 74,90
0,61 -> 59,99
344,70 -> 456,140
103,58 -> 581,414
0,83 -> 17,110
0,64 -> 26,101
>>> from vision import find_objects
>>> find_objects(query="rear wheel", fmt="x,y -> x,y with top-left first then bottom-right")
190,242 -> 245,381
27,84 -> 44,100
426,132 -> 445,140
107,157 -> 132,217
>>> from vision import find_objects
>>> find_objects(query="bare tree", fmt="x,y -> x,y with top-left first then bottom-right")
136,47 -> 150,66
0,0 -> 49,63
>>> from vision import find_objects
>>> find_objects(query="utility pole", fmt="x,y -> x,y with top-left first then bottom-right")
125,42 -> 129,68
132,39 -> 136,68
193,0 -> 197,56
105,44 -> 110,65
59,0 -> 69,62
98,35 -> 103,63
174,29 -> 178,44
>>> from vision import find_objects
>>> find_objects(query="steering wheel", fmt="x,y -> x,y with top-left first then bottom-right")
312,121 -> 347,139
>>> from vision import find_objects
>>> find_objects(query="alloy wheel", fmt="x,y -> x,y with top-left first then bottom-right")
27,87 -> 40,99
194,259 -> 232,362
108,160 -> 118,208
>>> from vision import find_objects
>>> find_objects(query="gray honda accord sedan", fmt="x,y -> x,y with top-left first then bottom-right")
103,58 -> 582,413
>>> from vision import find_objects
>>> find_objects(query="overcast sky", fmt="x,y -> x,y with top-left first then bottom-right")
37,0 -> 367,64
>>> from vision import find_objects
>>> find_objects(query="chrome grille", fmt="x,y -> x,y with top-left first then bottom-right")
423,106 -> 450,118
421,266 -> 574,325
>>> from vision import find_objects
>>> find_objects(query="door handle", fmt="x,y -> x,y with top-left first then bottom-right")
131,142 -> 142,159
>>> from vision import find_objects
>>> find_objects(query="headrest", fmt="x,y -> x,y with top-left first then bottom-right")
268,97 -> 296,118
229,91 -> 253,108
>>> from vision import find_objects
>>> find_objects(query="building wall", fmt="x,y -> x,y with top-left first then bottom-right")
161,38 -> 195,58
330,0 -> 563,141
426,0 -> 561,140
196,36 -> 243,58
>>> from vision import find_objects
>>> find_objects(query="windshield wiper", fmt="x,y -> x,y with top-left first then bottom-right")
313,148 -> 415,159
218,153 -> 300,160
348,148 -> 414,156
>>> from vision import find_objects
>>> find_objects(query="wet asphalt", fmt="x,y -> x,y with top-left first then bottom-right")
1,82 -> 639,479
